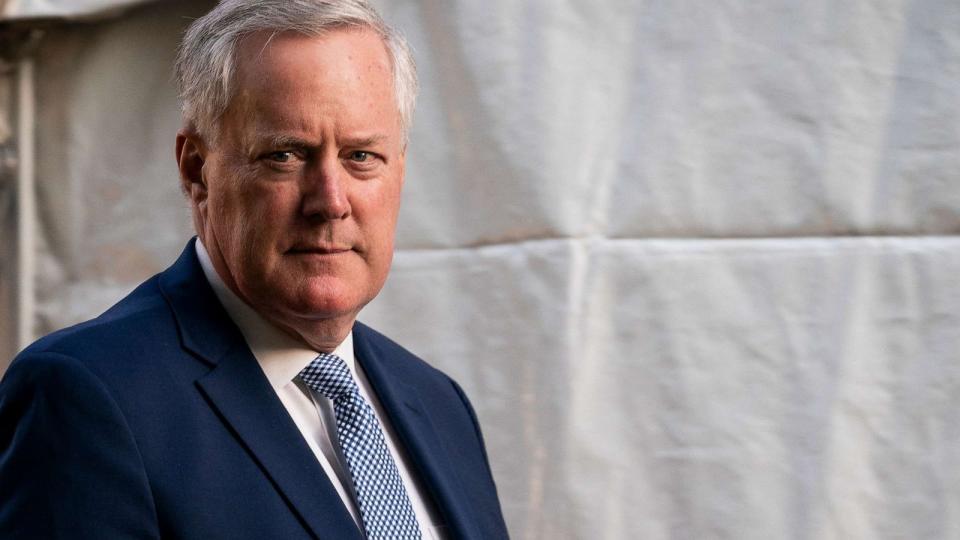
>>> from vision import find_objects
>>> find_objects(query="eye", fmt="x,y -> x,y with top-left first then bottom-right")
349,151 -> 371,162
266,151 -> 295,163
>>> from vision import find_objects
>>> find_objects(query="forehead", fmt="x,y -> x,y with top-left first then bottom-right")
224,29 -> 399,139
235,27 -> 392,83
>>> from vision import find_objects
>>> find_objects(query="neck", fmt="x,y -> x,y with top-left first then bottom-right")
269,314 -> 357,353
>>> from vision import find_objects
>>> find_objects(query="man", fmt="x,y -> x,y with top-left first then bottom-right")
0,1 -> 509,538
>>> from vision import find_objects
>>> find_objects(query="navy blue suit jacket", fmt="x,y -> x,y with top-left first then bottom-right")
0,240 -> 509,539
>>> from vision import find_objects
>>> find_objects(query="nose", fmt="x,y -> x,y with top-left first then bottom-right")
301,153 -> 351,220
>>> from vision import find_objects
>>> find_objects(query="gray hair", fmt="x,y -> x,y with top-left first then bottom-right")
175,0 -> 417,143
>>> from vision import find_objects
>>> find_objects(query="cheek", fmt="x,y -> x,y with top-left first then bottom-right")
218,177 -> 294,225
359,185 -> 401,232
359,185 -> 402,264
206,174 -> 289,257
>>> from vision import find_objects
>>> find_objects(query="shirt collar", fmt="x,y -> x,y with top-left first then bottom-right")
194,239 -> 355,390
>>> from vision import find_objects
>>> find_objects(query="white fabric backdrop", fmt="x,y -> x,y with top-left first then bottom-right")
6,0 -> 960,538
1,0 -> 152,20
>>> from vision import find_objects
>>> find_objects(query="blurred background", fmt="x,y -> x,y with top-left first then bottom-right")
2,0 -> 959,538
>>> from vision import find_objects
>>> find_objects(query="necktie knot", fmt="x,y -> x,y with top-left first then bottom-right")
298,352 -> 357,401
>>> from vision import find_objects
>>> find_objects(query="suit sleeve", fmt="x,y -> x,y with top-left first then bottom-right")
0,352 -> 160,539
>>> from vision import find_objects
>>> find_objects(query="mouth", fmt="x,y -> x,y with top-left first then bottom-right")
287,244 -> 353,256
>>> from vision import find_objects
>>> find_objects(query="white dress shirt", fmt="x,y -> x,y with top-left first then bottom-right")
196,241 -> 446,539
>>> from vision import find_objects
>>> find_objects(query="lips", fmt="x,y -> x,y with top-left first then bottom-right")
287,244 -> 352,255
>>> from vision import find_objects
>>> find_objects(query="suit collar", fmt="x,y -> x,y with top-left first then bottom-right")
159,239 -> 363,540
157,237 -> 240,366
353,324 -> 484,540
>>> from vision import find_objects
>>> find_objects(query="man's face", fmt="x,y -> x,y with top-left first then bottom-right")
187,29 -> 405,342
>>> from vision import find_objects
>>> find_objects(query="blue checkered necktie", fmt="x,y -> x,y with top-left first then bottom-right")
299,353 -> 422,540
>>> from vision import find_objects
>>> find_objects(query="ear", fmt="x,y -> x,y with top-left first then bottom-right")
175,129 -> 208,209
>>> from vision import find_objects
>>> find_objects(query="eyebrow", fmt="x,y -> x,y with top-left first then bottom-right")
263,134 -> 315,150
255,133 -> 389,149
340,134 -> 389,148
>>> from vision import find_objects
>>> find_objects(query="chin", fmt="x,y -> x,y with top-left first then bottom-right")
294,283 -> 370,321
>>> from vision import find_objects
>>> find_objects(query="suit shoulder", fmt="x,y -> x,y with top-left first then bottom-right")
0,348 -> 117,418
12,274 -> 178,373
352,321 -> 480,418
353,321 -> 450,379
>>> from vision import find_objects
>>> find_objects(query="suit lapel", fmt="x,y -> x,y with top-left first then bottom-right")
196,344 -> 362,540
159,240 -> 362,540
353,325 -> 483,540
